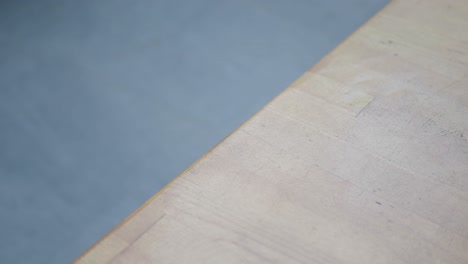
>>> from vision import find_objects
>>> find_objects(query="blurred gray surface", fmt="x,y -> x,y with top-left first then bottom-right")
0,0 -> 388,263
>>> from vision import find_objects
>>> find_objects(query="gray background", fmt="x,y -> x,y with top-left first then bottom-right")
0,0 -> 388,263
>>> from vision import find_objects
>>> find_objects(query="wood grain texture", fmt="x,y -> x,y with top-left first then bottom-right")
76,0 -> 468,263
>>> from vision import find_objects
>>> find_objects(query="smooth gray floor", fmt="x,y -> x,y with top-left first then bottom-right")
0,0 -> 387,263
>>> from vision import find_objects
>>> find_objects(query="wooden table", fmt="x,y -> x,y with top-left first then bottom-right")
76,0 -> 468,263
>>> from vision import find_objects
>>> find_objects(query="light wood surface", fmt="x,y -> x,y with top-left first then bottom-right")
76,0 -> 468,263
